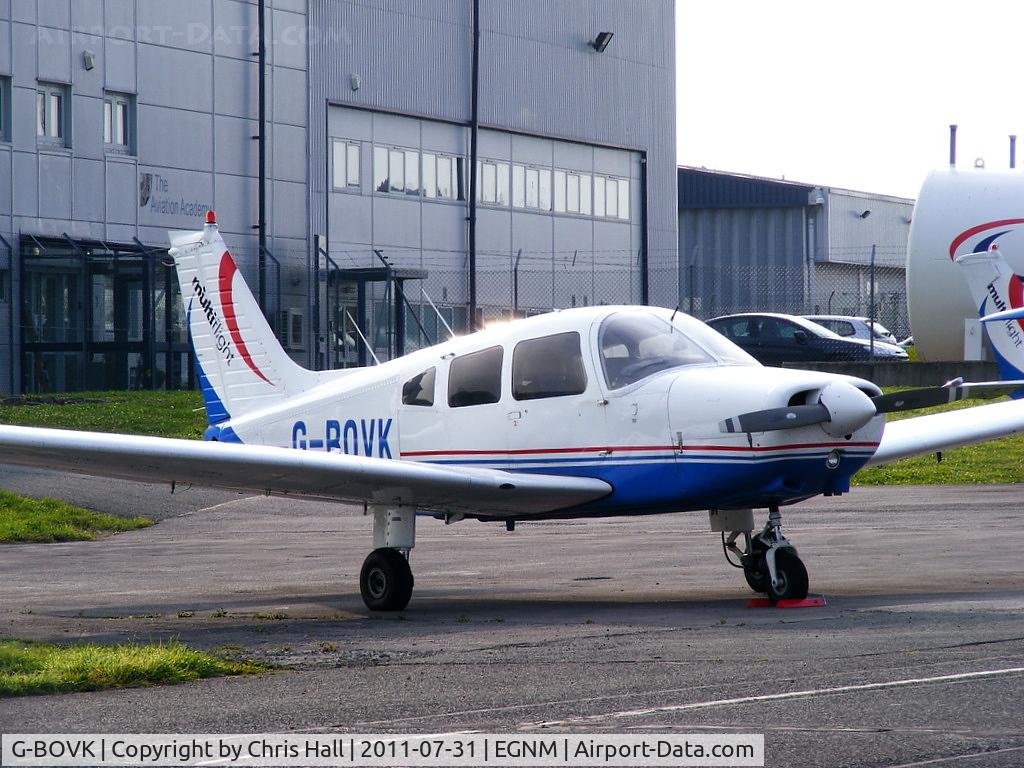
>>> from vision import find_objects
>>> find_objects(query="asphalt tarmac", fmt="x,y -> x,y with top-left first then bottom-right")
2,467 -> 1024,767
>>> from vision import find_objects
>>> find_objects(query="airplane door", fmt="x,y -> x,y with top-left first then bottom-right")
506,330 -> 606,467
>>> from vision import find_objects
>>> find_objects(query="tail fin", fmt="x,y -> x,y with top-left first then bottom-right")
955,248 -> 1024,389
168,212 -> 318,434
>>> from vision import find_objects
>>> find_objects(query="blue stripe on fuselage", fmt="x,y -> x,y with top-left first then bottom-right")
418,452 -> 870,514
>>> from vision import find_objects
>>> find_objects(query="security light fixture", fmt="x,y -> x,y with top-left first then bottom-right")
82,50 -> 96,71
592,32 -> 614,53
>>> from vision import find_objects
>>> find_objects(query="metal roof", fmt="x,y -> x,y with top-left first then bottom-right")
678,167 -> 815,210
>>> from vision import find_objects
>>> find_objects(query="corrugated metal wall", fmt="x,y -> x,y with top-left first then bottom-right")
308,0 -> 678,306
678,206 -> 809,318
825,191 -> 913,267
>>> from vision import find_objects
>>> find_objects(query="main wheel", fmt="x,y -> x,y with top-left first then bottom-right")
360,548 -> 414,611
766,548 -> 809,604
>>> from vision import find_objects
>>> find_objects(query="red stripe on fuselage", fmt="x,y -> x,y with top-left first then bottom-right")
218,252 -> 272,385
400,441 -> 879,458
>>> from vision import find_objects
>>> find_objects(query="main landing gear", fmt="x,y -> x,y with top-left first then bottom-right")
719,505 -> 809,603
359,505 -> 416,611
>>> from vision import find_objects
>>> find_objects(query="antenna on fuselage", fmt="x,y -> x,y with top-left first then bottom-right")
669,304 -> 681,332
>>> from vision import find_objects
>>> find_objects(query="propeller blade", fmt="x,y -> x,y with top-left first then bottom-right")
872,380 -> 1024,414
719,403 -> 830,433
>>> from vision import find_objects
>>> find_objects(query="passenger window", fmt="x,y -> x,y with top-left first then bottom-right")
513,332 -> 587,401
402,367 -> 436,406
448,346 -> 503,407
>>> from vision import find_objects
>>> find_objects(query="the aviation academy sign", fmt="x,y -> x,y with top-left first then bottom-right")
139,172 -> 210,222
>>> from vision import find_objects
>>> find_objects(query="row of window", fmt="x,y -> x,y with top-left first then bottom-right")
402,314 -> 729,410
331,139 -> 632,221
402,331 -> 588,409
10,81 -> 134,151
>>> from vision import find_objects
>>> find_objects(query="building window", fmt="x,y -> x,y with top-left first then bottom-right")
553,169 -> 591,215
103,92 -> 134,153
475,160 -> 510,206
37,83 -> 68,146
595,176 -> 630,220
374,145 -> 421,196
332,140 -> 360,190
0,77 -> 10,142
527,168 -> 539,207
421,152 -> 465,201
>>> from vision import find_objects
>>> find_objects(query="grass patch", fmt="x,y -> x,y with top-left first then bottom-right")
0,390 -> 206,439
0,638 -> 264,697
854,391 -> 1024,485
0,490 -> 150,543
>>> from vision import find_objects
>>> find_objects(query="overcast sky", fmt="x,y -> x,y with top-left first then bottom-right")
676,0 -> 1024,199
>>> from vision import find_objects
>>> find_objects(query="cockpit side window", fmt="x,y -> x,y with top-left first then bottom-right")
512,332 -> 587,401
600,312 -> 715,389
402,367 -> 436,406
448,346 -> 503,407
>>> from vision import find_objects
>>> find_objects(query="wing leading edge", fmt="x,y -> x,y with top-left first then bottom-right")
866,398 -> 1024,467
0,425 -> 611,517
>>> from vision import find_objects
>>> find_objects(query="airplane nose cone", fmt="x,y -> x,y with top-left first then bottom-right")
815,381 -> 877,437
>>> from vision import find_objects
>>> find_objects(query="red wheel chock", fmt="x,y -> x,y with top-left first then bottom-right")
747,596 -> 827,609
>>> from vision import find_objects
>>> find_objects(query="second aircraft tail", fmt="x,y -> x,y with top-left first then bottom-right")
956,248 -> 1024,389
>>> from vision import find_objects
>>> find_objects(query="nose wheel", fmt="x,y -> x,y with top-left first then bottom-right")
723,505 -> 809,604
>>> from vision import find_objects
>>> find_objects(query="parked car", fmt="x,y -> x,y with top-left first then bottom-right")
706,312 -> 909,366
802,314 -> 900,346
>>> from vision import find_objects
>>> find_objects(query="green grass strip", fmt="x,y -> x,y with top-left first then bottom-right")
0,638 -> 264,697
854,392 -> 1024,485
0,490 -> 150,543
0,390 -> 207,439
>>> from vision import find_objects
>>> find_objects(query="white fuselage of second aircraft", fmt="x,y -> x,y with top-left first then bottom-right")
205,306 -> 884,519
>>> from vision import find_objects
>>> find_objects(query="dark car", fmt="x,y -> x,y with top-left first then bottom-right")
706,312 -> 908,366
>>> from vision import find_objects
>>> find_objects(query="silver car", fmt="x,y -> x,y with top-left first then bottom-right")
803,315 -> 900,346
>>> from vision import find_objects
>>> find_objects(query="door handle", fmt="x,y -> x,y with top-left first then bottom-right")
507,411 -> 522,420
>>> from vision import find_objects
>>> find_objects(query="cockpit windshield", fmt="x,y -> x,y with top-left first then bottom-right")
599,311 -> 758,389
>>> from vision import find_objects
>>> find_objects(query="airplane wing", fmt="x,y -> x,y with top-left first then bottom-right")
866,398 -> 1024,466
0,425 -> 611,517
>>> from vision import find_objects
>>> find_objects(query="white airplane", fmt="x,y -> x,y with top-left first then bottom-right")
3,212 -> 1024,612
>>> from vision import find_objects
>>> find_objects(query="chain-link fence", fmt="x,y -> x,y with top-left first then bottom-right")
679,254 -> 910,342
317,244 -> 651,365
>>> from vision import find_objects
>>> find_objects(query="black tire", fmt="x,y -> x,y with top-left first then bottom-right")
360,548 -> 414,611
742,556 -> 771,594
766,548 -> 809,604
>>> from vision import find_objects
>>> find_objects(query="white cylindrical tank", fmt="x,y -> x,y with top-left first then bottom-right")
907,169 -> 1024,360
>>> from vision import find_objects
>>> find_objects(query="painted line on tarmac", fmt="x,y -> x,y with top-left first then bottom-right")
523,666 -> 1024,728
885,744 -> 1024,767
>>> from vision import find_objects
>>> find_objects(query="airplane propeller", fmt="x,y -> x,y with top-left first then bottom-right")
720,379 -> 1024,435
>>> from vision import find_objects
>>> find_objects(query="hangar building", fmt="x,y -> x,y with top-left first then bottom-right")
677,166 -> 914,339
0,0 -> 677,394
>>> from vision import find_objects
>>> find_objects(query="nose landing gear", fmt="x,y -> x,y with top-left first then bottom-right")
721,504 -> 809,604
